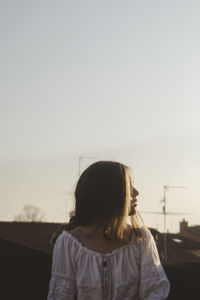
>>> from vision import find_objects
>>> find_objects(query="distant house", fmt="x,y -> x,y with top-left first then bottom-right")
155,219 -> 200,262
180,219 -> 200,243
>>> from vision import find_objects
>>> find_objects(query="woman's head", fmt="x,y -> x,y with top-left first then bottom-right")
73,161 -> 139,239
50,160 -> 143,246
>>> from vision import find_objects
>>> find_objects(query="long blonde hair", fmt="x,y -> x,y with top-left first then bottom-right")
51,161 -> 144,246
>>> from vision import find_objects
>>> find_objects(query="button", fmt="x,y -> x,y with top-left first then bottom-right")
102,260 -> 108,268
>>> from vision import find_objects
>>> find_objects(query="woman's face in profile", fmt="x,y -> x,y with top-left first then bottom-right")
129,187 -> 139,215
129,174 -> 139,215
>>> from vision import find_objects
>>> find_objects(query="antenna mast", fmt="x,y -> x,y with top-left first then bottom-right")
162,185 -> 187,261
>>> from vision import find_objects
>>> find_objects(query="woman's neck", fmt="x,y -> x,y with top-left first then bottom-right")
70,223 -> 133,253
77,222 -> 132,241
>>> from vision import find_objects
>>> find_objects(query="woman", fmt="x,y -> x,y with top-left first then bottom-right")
47,161 -> 170,299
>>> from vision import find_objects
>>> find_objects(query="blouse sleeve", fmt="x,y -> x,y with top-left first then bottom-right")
47,232 -> 77,300
138,228 -> 170,300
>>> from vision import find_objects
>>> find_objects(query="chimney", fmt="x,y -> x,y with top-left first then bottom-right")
180,219 -> 188,234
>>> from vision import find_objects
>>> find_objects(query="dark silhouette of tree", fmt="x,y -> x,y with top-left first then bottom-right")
14,204 -> 44,222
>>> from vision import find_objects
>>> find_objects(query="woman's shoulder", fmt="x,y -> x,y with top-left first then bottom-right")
140,225 -> 152,237
125,224 -> 151,239
53,229 -> 82,258
54,229 -> 76,248
123,224 -> 135,242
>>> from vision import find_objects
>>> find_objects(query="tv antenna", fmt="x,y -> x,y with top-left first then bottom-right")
142,184 -> 187,260
57,190 -> 73,221
162,185 -> 187,260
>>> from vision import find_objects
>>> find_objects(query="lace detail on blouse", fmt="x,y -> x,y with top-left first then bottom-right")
78,286 -> 102,300
48,275 -> 76,297
113,281 -> 139,299
141,262 -> 166,281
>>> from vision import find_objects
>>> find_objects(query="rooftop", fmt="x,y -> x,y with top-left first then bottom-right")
0,221 -> 60,254
0,221 -> 200,261
187,225 -> 200,236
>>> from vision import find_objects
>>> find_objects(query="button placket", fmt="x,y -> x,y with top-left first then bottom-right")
102,256 -> 111,300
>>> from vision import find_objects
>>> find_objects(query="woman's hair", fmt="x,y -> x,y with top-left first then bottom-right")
51,161 -> 143,246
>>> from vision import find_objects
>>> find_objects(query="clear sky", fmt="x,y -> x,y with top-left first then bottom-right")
1,0 -> 200,232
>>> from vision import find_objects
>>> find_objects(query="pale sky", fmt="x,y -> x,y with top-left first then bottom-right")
1,0 -> 200,232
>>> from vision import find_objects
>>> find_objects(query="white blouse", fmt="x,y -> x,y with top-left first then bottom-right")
47,227 -> 170,300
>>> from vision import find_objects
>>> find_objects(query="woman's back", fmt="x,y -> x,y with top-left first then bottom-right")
47,226 -> 170,300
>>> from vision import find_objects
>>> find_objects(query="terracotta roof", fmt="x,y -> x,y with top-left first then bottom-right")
187,225 -> 200,236
156,232 -> 200,262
